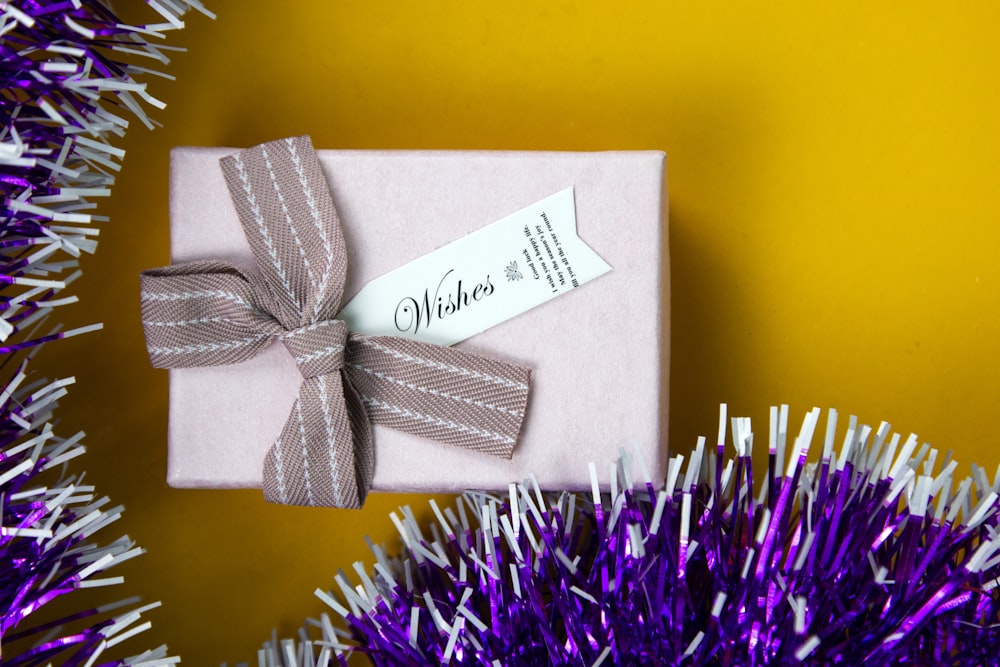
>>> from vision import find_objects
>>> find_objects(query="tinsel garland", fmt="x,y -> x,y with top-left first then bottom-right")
1,1 -> 210,664
248,405 -> 1000,666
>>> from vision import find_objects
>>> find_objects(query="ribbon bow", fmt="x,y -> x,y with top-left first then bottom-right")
140,136 -> 531,508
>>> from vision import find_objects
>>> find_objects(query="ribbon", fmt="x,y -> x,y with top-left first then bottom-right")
140,136 -> 531,508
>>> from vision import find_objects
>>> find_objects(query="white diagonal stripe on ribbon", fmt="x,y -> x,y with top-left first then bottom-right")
294,345 -> 345,366
355,337 -> 529,392
232,153 -> 301,312
142,316 -> 228,328
295,399 -> 314,506
148,333 -> 271,357
286,137 -> 335,321
141,289 -> 253,308
264,146 -> 317,294
317,374 -> 340,506
360,395 -> 516,448
347,362 -> 524,418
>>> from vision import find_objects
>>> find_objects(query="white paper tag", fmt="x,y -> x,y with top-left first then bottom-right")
338,187 -> 611,346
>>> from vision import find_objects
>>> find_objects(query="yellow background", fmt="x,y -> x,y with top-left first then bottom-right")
32,1 -> 1000,663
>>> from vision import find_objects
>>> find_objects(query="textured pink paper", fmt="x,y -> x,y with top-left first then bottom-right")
166,148 -> 668,492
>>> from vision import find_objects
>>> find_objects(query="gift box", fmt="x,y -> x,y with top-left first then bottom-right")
163,145 -> 668,493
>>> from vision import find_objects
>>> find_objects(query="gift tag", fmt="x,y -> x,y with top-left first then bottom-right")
337,187 -> 611,346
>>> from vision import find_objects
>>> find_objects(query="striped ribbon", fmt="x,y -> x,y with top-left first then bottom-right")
141,136 -> 531,508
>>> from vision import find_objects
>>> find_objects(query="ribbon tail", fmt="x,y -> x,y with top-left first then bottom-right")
342,374 -> 375,504
344,334 -> 531,459
263,373 -> 372,508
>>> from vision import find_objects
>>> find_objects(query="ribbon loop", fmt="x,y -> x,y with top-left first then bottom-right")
141,261 -> 281,369
141,136 -> 531,508
281,320 -> 348,379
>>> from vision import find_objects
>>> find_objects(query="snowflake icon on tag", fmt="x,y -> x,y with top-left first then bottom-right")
505,260 -> 523,282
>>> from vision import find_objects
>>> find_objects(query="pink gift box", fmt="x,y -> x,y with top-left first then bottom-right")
165,147 -> 668,493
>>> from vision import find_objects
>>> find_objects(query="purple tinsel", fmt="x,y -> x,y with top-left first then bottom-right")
255,405 -> 1000,666
1,2 -> 210,664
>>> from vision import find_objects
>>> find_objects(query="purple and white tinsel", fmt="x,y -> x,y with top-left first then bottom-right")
2,1 -> 210,664
251,405 -> 1000,666
1,0 -> 212,353
0,366 -> 172,665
